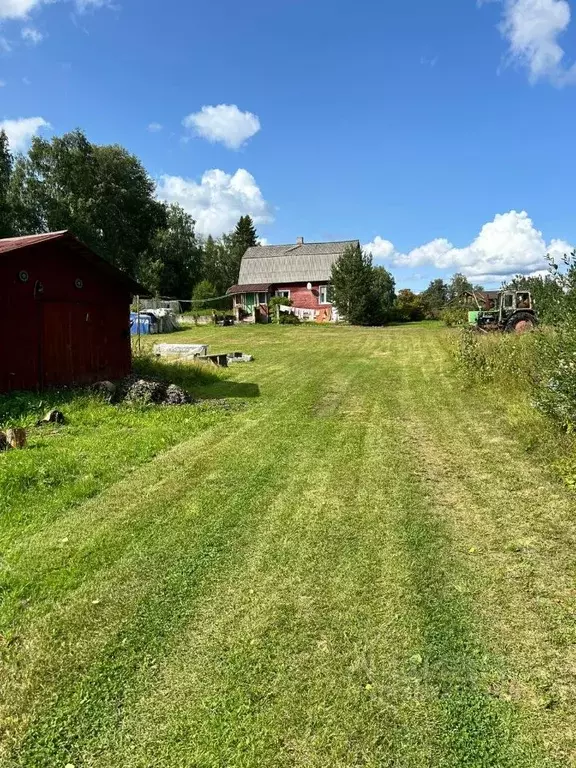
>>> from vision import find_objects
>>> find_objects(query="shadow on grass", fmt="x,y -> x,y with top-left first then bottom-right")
198,381 -> 260,400
132,354 -> 220,388
0,355 -> 260,427
133,355 -> 260,400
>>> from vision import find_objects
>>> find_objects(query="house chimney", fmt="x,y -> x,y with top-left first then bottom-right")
296,236 -> 304,246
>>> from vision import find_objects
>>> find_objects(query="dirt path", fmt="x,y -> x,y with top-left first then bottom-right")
2,324 -> 576,766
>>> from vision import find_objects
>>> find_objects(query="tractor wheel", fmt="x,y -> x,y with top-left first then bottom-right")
505,312 -> 537,334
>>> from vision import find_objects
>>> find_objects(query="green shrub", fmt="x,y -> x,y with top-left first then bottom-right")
268,296 -> 292,323
440,307 -> 468,327
531,326 -> 576,429
279,313 -> 301,325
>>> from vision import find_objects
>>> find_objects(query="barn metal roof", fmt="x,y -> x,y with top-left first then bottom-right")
0,231 -> 69,253
0,230 -> 148,295
238,240 -> 359,284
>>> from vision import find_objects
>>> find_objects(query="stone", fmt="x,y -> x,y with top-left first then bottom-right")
91,381 -> 116,399
164,384 -> 192,406
39,409 -> 65,425
125,379 -> 167,405
6,428 -> 27,449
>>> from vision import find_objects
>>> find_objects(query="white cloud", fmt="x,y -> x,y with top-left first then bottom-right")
488,0 -> 576,85
156,168 -> 273,237
0,0 -> 110,19
21,26 -> 42,43
397,238 -> 454,267
147,122 -> 163,133
0,0 -> 40,19
75,0 -> 113,10
365,210 -> 574,282
0,116 -> 50,151
364,235 -> 397,260
183,104 -> 261,150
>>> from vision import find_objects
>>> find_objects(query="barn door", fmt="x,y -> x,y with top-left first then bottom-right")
40,302 -> 130,388
0,287 -> 41,392
41,302 -> 98,388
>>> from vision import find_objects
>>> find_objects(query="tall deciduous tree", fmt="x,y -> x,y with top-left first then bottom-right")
331,243 -> 375,325
421,278 -> 448,316
370,265 -> 396,324
141,204 -> 201,297
0,130 -> 13,237
394,289 -> 426,322
201,234 -> 231,295
447,273 -> 475,303
8,130 -> 166,277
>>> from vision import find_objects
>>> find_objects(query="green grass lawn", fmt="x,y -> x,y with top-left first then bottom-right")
2,322 -> 576,767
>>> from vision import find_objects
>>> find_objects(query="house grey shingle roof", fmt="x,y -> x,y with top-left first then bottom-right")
238,240 -> 359,285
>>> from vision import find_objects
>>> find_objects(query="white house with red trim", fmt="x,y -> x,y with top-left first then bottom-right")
227,237 -> 358,322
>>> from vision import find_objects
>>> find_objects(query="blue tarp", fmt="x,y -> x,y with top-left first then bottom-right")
130,313 -> 152,335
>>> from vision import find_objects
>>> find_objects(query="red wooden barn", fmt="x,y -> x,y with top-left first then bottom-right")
0,231 -> 145,393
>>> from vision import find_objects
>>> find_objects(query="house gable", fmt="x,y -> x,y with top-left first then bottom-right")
237,239 -> 359,285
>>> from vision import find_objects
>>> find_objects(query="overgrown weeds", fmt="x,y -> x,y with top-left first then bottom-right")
454,329 -> 538,388
132,353 -> 220,389
451,325 -> 576,485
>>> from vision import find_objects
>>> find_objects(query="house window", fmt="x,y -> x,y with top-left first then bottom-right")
276,290 -> 290,299
319,285 -> 332,304
234,294 -> 245,307
257,292 -> 268,305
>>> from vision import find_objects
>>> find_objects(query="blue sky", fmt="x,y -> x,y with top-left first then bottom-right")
1,0 -> 576,289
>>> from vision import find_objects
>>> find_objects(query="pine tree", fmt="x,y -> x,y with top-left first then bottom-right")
232,215 -> 258,254
0,130 -> 13,237
330,243 -> 375,325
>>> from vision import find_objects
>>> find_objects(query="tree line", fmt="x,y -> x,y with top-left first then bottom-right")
330,243 -> 486,325
0,129 -> 258,301
0,128 -> 493,322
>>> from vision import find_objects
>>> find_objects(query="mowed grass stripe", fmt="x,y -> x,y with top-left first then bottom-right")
3,343 -> 352,764
84,363 -> 432,767
354,340 -> 534,768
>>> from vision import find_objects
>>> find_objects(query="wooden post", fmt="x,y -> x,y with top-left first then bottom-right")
136,294 -> 142,355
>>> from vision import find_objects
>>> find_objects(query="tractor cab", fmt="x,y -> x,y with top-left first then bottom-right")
467,291 -> 537,333
500,291 -> 532,315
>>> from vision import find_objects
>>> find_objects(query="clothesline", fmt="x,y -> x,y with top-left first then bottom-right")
136,294 -> 232,305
